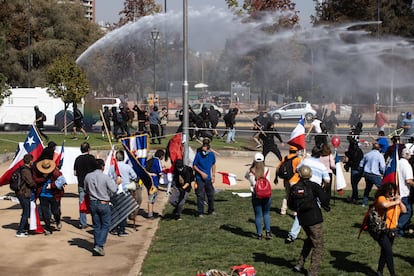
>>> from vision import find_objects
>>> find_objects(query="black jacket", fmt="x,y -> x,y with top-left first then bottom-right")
296,180 -> 330,227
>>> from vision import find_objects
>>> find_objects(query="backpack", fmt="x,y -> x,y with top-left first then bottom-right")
360,204 -> 387,241
41,113 -> 47,121
288,180 -> 316,212
9,167 -> 23,192
277,156 -> 295,180
145,157 -> 155,172
254,170 -> 271,199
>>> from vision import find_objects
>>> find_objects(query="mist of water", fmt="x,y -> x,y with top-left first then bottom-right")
77,8 -> 414,104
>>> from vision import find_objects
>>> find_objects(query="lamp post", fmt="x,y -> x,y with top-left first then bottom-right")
151,28 -> 160,104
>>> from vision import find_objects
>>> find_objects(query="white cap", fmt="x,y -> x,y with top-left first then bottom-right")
254,152 -> 264,162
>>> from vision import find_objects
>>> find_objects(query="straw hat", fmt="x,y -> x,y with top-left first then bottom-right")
36,159 -> 56,174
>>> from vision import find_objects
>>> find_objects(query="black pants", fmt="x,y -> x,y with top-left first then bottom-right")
263,145 -> 282,161
150,124 -> 161,144
377,232 -> 396,275
39,196 -> 61,232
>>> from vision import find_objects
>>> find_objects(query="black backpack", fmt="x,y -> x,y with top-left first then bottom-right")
277,156 -> 295,180
41,112 -> 47,121
9,167 -> 23,192
288,180 -> 317,212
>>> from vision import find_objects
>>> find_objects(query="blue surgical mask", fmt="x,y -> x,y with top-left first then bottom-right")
202,151 -> 208,156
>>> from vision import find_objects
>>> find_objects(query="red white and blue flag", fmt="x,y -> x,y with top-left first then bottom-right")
382,145 -> 399,186
288,118 -> 306,150
121,134 -> 149,167
54,141 -> 65,169
0,125 -> 44,186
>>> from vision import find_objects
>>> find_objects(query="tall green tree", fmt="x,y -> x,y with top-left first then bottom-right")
118,0 -> 162,26
0,0 -> 103,87
0,21 -> 11,106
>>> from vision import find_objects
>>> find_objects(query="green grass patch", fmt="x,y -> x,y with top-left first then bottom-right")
141,190 -> 413,275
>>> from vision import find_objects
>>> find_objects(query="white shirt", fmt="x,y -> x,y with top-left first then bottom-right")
311,119 -> 322,133
298,157 -> 330,186
398,158 -> 413,197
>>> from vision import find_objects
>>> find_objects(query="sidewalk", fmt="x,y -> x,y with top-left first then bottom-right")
0,151 -> 353,275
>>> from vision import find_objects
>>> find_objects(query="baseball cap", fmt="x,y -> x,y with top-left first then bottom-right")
254,153 -> 264,162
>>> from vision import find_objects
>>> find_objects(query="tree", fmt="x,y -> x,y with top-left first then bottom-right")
0,0 -> 103,87
118,0 -> 162,27
46,55 -> 89,134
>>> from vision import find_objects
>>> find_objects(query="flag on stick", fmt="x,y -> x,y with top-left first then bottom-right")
382,145 -> 399,186
334,151 -> 346,194
287,118 -> 306,150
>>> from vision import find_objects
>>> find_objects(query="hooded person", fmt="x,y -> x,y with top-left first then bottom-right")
170,159 -> 194,220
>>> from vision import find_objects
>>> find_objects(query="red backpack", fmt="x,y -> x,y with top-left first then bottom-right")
254,170 -> 271,199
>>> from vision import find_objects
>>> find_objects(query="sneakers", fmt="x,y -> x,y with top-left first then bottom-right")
285,235 -> 295,244
196,214 -> 204,218
71,137 -> 78,140
56,222 -> 62,230
93,246 -> 105,256
280,209 -> 287,215
265,231 -> 272,240
79,224 -> 88,230
257,234 -> 262,240
85,135 -> 89,140
16,232 -> 29,238
293,265 -> 304,273
118,232 -> 129,237
256,144 -> 262,148
44,229 -> 52,236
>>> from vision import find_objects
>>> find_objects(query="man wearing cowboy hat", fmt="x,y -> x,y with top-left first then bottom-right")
33,159 -> 66,235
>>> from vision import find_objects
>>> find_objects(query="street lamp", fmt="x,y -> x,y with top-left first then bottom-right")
151,28 -> 160,104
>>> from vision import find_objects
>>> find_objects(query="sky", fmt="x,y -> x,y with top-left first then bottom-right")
95,0 -> 315,27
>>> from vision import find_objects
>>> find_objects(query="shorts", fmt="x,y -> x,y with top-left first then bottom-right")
148,191 -> 158,204
74,119 -> 83,129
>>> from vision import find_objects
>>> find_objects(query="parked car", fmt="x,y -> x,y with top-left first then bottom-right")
175,103 -> 224,117
267,102 -> 316,121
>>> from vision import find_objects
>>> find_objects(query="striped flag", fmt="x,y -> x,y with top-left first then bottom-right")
121,134 -> 149,167
0,125 -> 44,186
382,145 -> 399,186
54,141 -> 65,169
288,118 -> 306,150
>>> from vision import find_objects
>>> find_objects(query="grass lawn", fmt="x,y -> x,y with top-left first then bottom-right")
141,190 -> 413,276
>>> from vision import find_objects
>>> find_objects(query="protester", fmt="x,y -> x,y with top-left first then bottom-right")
259,121 -> 284,161
119,105 -> 130,136
159,107 -> 168,139
396,111 -> 406,130
171,159 -> 194,220
223,108 -> 238,143
73,142 -> 97,229
369,130 -> 389,154
33,159 -> 66,235
275,145 -> 301,215
324,111 -> 339,134
252,112 -> 267,148
384,135 -> 405,162
245,152 -> 272,240
348,108 -> 362,128
133,104 -> 147,132
72,103 -> 89,140
149,106 -> 161,144
208,105 -> 221,138
306,115 -> 327,147
344,136 -> 364,204
111,106 -> 122,138
193,139 -> 216,217
290,165 -> 330,275
145,149 -> 164,219
286,146 -> 330,244
101,106 -> 113,140
110,150 -> 138,237
402,111 -> 414,137
373,110 -> 390,132
34,105 -> 49,141
374,182 -> 406,276
126,106 -> 135,134
319,143 -> 336,200
396,148 -> 414,237
37,141 -> 57,162
15,154 -> 36,238
84,159 -> 121,256
359,142 -> 386,207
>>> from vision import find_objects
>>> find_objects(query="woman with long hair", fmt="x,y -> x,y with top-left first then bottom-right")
374,182 -> 406,276
245,153 -> 272,240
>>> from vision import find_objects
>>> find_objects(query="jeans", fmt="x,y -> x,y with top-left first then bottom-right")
397,196 -> 412,236
39,196 -> 61,232
251,196 -> 272,236
195,177 -> 215,215
226,128 -> 235,143
173,189 -> 190,217
17,195 -> 31,233
350,169 -> 362,201
79,186 -> 87,227
90,200 -> 111,248
289,215 -> 301,239
377,231 -> 396,275
362,173 -> 382,205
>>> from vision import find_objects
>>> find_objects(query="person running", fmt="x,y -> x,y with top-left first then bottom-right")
34,105 -> 49,141
72,103 -> 89,140
259,121 -> 284,161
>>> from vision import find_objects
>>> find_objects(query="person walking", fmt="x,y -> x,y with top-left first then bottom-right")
344,136 -> 364,204
159,107 -> 168,139
84,159 -> 121,256
193,139 -> 216,217
72,103 -> 89,140
133,104 -> 147,132
259,121 -> 284,161
223,108 -> 238,143
374,110 -> 390,132
73,142 -> 97,229
276,145 -> 301,215
171,159 -> 194,220
34,105 -> 49,141
324,111 -> 339,134
374,182 -> 407,276
101,106 -> 113,140
208,105 -> 221,138
245,152 -> 272,240
402,111 -> 414,137
290,165 -> 331,276
149,106 -> 161,144
307,115 -> 327,147
15,154 -> 37,237
33,159 -> 66,235
145,149 -> 165,219
110,150 -> 138,236
359,142 -> 386,207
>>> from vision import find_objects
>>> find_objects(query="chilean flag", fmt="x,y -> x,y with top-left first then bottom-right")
0,125 -> 44,186
288,118 -> 306,150
382,144 -> 399,186
218,172 -> 237,185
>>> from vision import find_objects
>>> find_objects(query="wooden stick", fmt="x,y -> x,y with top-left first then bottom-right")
99,109 -> 113,150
